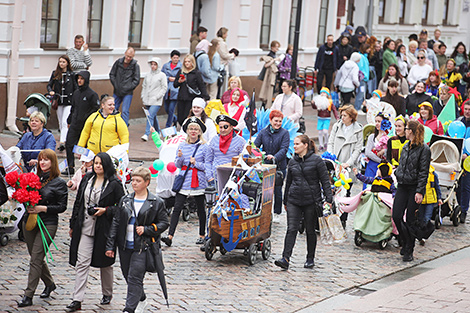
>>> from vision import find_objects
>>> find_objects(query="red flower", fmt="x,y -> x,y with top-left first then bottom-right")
5,172 -> 20,188
12,188 -> 30,204
20,172 -> 42,190
28,190 -> 42,207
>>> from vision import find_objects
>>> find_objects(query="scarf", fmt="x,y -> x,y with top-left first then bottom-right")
219,131 -> 234,154
182,165 -> 199,188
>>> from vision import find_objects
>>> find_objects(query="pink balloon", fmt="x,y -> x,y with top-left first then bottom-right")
167,162 -> 177,173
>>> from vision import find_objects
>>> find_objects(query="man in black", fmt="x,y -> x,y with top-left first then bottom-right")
63,71 -> 99,175
350,26 -> 367,51
314,35 -> 338,92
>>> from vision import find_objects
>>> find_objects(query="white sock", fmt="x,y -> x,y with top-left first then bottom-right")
318,130 -> 324,148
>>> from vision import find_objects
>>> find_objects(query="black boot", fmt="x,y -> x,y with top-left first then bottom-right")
66,301 -> 81,312
18,296 -> 33,307
40,283 -> 56,298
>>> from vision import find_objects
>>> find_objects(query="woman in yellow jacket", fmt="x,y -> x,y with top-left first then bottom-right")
78,96 -> 129,154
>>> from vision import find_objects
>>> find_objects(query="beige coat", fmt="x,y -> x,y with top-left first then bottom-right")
216,37 -> 234,66
271,93 -> 303,123
327,120 -> 363,168
259,55 -> 278,108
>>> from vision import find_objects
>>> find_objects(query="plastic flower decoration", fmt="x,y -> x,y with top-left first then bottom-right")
380,119 -> 392,131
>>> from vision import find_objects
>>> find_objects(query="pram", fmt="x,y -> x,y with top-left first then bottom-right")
429,135 -> 464,228
17,93 -> 52,133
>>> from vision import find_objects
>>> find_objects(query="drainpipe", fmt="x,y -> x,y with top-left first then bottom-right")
366,0 -> 374,35
6,0 -> 22,133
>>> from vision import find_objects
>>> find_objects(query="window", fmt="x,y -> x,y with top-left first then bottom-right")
87,0 -> 103,47
422,0 -> 429,25
443,0 -> 449,25
41,0 -> 61,48
288,0 -> 299,44
399,0 -> 406,24
317,0 -> 328,46
260,0 -> 272,49
378,0 -> 385,23
129,0 -> 144,47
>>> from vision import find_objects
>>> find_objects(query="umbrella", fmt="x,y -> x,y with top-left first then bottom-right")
155,251 -> 169,307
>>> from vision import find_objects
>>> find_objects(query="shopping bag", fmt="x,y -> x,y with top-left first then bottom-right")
326,214 -> 347,242
318,216 -> 333,244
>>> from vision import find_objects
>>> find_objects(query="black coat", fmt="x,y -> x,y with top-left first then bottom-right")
173,69 -> 209,101
47,70 -> 77,106
67,71 -> 100,127
284,150 -> 333,207
394,142 -> 431,195
109,57 -> 141,97
106,191 -> 169,253
337,44 -> 354,69
24,174 -> 68,226
69,173 -> 125,268
405,92 -> 432,116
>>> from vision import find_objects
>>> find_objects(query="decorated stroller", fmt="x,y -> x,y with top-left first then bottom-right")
429,135 -> 464,227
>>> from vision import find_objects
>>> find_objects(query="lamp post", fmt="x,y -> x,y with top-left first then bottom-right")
290,0 -> 303,79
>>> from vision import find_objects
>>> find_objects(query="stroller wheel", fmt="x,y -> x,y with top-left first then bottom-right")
354,231 -> 363,247
0,234 -> 8,246
204,238 -> 215,260
182,208 -> 190,221
261,239 -> 272,260
452,205 -> 461,227
219,246 -> 227,255
248,243 -> 257,265
379,239 -> 387,250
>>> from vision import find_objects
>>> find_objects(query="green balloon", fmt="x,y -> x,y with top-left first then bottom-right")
424,126 -> 433,144
154,159 -> 165,171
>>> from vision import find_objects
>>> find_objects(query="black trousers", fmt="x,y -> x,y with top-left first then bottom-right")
65,125 -> 82,170
392,184 -> 419,254
341,91 -> 354,105
169,194 -> 206,237
118,248 -> 146,313
282,202 -> 318,261
177,100 -> 192,127
316,68 -> 335,92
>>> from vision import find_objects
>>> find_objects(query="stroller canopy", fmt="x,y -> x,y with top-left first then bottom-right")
23,93 -> 51,123
430,140 -> 461,172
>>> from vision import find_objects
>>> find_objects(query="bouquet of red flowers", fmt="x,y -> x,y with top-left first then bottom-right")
5,172 -> 42,207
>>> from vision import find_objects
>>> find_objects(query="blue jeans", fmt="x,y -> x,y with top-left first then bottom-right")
418,203 -> 435,224
114,94 -> 133,125
144,105 -> 161,135
354,80 -> 367,111
457,170 -> 470,214
164,99 -> 177,128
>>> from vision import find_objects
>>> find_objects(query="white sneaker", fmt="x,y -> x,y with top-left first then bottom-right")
141,134 -> 148,141
358,110 -> 366,115
135,300 -> 148,313
273,214 -> 280,223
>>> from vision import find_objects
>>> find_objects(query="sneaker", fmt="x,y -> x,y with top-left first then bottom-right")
161,236 -> 172,247
358,110 -> 366,115
141,134 -> 148,141
274,257 -> 289,269
195,237 -> 205,245
304,259 -> 315,269
272,214 -> 280,223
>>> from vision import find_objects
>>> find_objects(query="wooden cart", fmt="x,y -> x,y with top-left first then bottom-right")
204,163 -> 276,265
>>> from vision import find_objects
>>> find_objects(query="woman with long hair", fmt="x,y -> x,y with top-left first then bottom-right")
18,149 -> 68,307
396,44 -> 409,78
381,79 -> 406,116
450,42 -> 468,72
393,120 -> 431,262
382,39 -> 398,77
378,64 -> 409,96
216,27 -> 235,66
271,79 -> 303,124
274,135 -> 332,270
66,153 -> 125,312
424,70 -> 443,97
47,55 -> 77,151
278,44 -> 299,86
173,55 -> 209,126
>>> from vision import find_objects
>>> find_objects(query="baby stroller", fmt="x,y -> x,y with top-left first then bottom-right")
429,135 -> 464,228
17,93 -> 52,133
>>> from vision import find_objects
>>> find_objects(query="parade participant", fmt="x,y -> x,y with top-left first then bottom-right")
456,100 -> 470,223
18,149 -> 68,307
417,102 -> 443,135
381,79 -> 406,116
187,97 -> 217,142
378,64 -> 409,96
440,59 -> 462,89
353,162 -> 396,195
221,76 -> 249,105
364,112 -> 390,189
311,87 -> 339,151
393,120 -> 430,262
224,87 -> 249,133
207,115 -> 246,185
274,135 -> 332,270
47,55 -> 77,150
405,81 -> 433,116
272,79 -> 303,124
16,112 -> 56,172
418,165 -> 442,245
161,50 -> 182,127
161,117 -> 210,247
386,115 -> 408,167
66,153 -> 125,312
433,85 -> 460,117
425,70 -> 443,97
67,35 -> 92,72
78,96 -> 129,154
254,110 -> 290,221
106,167 -> 169,313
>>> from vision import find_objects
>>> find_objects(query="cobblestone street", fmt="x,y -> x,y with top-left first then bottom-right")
1,176 -> 469,312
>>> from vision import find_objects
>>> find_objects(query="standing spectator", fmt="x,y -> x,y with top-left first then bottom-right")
370,40 -> 384,83
259,40 -> 281,108
408,50 -> 433,88
355,43 -> 371,112
337,33 -> 354,69
396,44 -> 409,78
140,57 -> 167,141
274,135 -> 332,270
436,43 -> 448,70
17,149 -> 68,308
206,39 -> 223,100
47,55 -> 77,151
189,26 -> 208,54
406,41 -> 419,68
161,50 -> 182,128
393,120 -> 431,262
64,71 -> 100,175
314,35 -> 339,92
335,52 -> 360,105
105,167 -> 169,313
456,101 -> 470,223
228,48 -> 241,77
67,35 -> 92,72
450,42 -> 468,71
405,81 -> 433,116
272,80 -> 303,124
350,26 -> 367,51
215,27 -> 235,66
382,39 -> 398,77
194,39 -> 212,81
109,47 -> 141,125
366,36 -> 379,92
66,153 -> 125,312
278,44 -> 299,85
419,39 -> 439,70
378,64 -> 409,96
254,110 -> 290,221
173,55 -> 209,126
221,76 -> 249,105
428,29 -> 444,49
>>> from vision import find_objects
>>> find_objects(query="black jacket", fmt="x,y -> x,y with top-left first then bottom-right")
106,191 -> 169,253
173,69 -> 210,101
284,150 -> 333,206
109,57 -> 141,97
394,142 -> 431,195
405,92 -> 432,116
337,44 -> 354,69
67,71 -> 100,127
25,173 -> 68,226
47,70 -> 77,106
69,173 -> 125,268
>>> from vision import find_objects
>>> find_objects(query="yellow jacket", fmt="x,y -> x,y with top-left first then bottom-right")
422,166 -> 438,204
78,110 -> 129,154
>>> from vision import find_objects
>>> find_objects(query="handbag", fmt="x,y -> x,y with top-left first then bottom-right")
257,66 -> 267,81
144,240 -> 161,273
51,96 -> 59,110
171,144 -> 200,193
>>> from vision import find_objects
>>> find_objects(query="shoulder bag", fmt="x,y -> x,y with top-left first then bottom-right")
172,144 -> 201,193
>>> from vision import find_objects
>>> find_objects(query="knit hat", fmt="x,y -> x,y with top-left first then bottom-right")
320,87 -> 330,97
192,97 -> 206,109
195,39 -> 212,53
351,52 -> 361,63
372,90 -> 382,99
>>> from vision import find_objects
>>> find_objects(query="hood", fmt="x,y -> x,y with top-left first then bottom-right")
76,70 -> 90,89
343,59 -> 358,70
294,149 -> 315,162
148,57 -> 162,74
99,108 -> 122,118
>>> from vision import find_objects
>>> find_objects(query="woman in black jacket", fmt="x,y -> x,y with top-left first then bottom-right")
274,135 -> 333,270
66,152 -> 125,312
173,54 -> 209,126
404,81 -> 432,116
392,120 -> 431,262
18,149 -> 68,308
47,55 -> 77,151
106,167 -> 169,313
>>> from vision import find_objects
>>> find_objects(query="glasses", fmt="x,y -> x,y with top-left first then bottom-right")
220,125 -> 230,129
417,56 -> 425,59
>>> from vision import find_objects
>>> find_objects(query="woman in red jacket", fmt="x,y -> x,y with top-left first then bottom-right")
417,101 -> 443,135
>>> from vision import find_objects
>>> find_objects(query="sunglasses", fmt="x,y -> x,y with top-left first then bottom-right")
220,125 -> 230,129
417,56 -> 425,59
